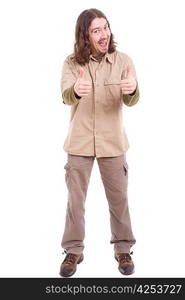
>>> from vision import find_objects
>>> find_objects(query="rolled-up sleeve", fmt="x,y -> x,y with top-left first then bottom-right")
122,84 -> 140,106
62,85 -> 81,105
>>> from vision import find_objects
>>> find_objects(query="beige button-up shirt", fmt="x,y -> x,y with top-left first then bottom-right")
61,50 -> 139,158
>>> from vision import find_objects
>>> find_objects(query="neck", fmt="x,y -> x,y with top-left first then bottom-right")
93,52 -> 106,58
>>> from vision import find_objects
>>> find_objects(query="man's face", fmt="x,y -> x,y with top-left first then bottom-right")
88,17 -> 111,56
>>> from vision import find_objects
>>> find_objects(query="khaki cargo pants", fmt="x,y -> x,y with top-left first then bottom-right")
61,153 -> 136,254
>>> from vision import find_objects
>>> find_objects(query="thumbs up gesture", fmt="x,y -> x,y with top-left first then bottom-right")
120,64 -> 137,95
74,67 -> 92,97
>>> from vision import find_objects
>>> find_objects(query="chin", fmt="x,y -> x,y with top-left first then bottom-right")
99,48 -> 108,53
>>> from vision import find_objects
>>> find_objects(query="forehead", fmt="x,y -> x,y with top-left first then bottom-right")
89,17 -> 108,30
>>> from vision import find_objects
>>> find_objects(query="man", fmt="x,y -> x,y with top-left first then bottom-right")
59,8 -> 139,277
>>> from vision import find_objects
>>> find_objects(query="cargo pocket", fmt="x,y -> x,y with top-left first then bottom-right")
123,160 -> 128,176
64,162 -> 71,188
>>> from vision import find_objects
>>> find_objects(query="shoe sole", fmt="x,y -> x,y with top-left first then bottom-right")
118,266 -> 135,276
59,254 -> 84,278
115,256 -> 134,276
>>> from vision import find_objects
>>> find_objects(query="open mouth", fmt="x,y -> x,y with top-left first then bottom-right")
98,40 -> 108,48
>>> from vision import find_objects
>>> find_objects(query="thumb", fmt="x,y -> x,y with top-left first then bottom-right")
79,67 -> 85,79
125,64 -> 134,78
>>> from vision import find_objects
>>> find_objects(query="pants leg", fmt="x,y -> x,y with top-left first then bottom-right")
61,154 -> 94,254
97,153 -> 136,253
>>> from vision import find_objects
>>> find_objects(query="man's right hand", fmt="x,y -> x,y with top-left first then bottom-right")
74,68 -> 92,97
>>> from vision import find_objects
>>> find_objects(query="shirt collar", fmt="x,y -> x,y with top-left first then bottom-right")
90,52 -> 113,64
105,52 -> 113,64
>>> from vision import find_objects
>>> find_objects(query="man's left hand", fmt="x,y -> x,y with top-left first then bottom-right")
120,64 -> 137,95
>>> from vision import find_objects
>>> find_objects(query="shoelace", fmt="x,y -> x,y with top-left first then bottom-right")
63,253 -> 77,265
119,252 -> 133,264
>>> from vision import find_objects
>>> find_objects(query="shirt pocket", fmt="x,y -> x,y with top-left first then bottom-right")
104,79 -> 122,104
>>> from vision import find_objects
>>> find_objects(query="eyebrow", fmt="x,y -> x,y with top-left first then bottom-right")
91,22 -> 108,32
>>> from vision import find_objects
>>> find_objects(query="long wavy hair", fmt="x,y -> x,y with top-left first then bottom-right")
72,8 -> 117,65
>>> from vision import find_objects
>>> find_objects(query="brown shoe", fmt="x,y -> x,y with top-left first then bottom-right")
115,252 -> 134,275
59,253 -> 84,277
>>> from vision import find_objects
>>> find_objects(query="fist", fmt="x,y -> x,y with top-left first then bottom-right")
74,68 -> 92,97
120,64 -> 137,95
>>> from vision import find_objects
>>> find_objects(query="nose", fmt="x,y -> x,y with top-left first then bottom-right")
101,29 -> 107,39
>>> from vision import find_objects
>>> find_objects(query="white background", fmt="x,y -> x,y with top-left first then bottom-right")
0,0 -> 185,278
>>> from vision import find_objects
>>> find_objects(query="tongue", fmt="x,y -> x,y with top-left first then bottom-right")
99,41 -> 106,46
